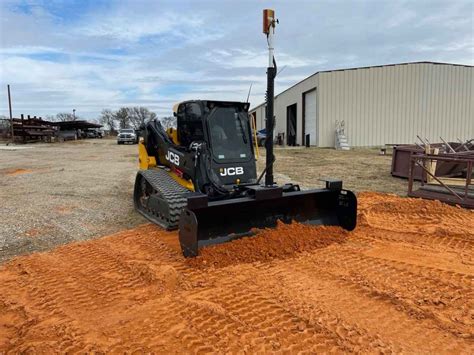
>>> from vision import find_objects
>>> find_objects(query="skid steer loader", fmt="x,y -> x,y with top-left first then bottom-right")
133,9 -> 357,257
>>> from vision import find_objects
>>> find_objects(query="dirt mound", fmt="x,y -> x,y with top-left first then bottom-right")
187,222 -> 347,268
358,191 -> 474,238
0,192 -> 472,353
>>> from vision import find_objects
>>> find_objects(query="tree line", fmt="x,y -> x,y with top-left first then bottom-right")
99,107 -> 158,133
1,106 -> 174,133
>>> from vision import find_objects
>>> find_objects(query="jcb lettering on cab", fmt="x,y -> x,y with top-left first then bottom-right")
220,167 -> 244,176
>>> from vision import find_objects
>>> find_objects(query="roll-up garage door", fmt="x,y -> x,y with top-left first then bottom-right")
304,89 -> 317,146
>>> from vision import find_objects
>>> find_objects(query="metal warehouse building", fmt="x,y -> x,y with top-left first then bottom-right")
250,61 -> 473,147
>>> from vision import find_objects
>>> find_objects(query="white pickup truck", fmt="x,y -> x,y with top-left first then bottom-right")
117,129 -> 138,144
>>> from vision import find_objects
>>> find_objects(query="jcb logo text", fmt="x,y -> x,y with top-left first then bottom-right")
165,151 -> 180,166
220,167 -> 244,176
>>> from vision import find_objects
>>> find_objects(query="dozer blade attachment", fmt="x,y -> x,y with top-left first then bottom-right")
178,186 -> 357,257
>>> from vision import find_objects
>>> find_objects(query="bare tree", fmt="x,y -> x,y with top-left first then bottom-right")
99,109 -> 116,133
159,116 -> 176,130
127,107 -> 157,129
97,107 -> 157,132
114,107 -> 130,129
55,112 -> 76,121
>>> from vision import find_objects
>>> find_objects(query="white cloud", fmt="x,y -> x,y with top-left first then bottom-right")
0,0 -> 472,118
206,49 -> 326,69
79,11 -> 192,41
0,46 -> 62,54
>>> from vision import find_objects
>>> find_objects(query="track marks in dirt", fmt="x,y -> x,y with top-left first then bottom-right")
0,193 -> 473,353
359,192 -> 474,237
0,226 -> 192,352
292,247 -> 471,344
181,280 -> 346,353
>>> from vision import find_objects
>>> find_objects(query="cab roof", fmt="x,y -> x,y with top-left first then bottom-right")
172,100 -> 250,114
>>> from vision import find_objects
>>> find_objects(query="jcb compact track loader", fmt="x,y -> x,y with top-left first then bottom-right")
133,9 -> 357,257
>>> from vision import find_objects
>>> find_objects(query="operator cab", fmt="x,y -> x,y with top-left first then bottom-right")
207,105 -> 252,162
175,100 -> 253,163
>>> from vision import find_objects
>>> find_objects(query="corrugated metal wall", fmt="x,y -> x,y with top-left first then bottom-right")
251,74 -> 319,144
318,62 -> 473,147
274,75 -> 318,144
250,62 -> 473,147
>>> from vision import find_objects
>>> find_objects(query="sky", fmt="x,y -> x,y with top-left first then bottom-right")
0,0 -> 472,120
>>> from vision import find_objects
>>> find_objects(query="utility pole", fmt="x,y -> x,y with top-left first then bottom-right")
7,84 -> 14,143
73,108 -> 76,120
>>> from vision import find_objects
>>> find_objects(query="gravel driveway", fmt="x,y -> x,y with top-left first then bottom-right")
0,139 -> 146,263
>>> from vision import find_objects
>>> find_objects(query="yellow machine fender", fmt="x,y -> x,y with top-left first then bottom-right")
138,140 -> 156,170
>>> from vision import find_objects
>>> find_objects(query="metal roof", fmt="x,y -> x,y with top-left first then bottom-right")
54,120 -> 102,130
250,61 -> 473,111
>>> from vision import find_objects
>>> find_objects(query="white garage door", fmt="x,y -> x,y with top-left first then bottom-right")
304,89 -> 317,145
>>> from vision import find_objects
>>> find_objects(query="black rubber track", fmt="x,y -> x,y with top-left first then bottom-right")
134,169 -> 192,230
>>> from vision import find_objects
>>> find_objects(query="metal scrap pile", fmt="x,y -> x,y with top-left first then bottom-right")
391,137 -> 473,208
3,116 -> 103,143
11,115 -> 56,143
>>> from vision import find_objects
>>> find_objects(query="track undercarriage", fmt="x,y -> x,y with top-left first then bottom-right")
134,169 -> 191,230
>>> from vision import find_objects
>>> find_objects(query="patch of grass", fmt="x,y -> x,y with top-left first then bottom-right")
258,147 -> 407,195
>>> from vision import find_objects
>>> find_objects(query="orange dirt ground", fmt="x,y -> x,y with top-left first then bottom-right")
0,192 -> 473,353
3,168 -> 33,176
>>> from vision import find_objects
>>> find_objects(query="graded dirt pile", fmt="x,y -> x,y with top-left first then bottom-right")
187,223 -> 348,268
1,192 -> 473,353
